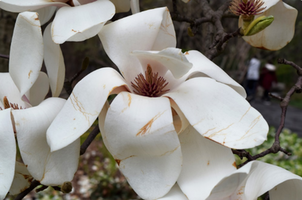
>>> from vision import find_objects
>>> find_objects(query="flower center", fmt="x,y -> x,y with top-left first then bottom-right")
0,96 -> 24,110
131,65 -> 169,97
229,0 -> 266,19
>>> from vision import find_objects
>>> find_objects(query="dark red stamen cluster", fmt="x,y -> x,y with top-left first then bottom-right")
131,65 -> 169,97
230,0 -> 266,18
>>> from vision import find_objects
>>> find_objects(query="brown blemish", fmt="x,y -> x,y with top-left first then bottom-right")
28,70 -> 33,79
207,160 -> 210,166
136,111 -> 165,136
232,161 -> 237,169
160,145 -> 179,156
239,115 -> 261,140
185,51 -> 189,55
34,17 -> 39,20
70,92 -> 98,125
71,29 -> 79,33
73,118 -> 75,120
115,159 -> 121,166
239,106 -> 251,122
127,93 -> 132,107
207,123 -> 234,138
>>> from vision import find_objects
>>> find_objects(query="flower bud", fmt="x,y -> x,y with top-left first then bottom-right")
61,181 -> 72,193
244,15 -> 274,36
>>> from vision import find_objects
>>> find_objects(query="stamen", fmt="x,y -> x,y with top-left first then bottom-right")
131,65 -> 169,97
230,0 -> 266,18
2,96 -> 24,110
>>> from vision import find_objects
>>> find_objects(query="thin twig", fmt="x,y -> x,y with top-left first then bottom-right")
80,125 -> 100,155
237,59 -> 302,167
0,53 -> 9,59
14,180 -> 40,200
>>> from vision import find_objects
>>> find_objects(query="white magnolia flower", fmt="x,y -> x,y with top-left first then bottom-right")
159,159 -> 302,200
235,0 -> 297,50
47,7 -> 268,199
0,0 -> 116,44
0,72 -> 80,199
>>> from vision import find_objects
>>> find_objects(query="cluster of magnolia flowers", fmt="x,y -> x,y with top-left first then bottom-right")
0,0 -> 300,199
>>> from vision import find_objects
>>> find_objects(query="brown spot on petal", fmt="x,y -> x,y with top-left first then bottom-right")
185,51 -> 189,55
28,70 -> 33,79
115,159 -> 121,166
127,93 -> 132,107
136,111 -> 165,136
35,17 -> 39,20
232,161 -> 237,169
207,160 -> 210,166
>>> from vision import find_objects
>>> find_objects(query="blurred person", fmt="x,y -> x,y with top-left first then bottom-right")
245,57 -> 261,101
260,63 -> 277,104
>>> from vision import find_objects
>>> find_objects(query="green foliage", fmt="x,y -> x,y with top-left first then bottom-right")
236,127 -> 302,176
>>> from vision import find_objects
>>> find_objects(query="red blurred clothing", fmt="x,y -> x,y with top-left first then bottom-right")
260,68 -> 277,90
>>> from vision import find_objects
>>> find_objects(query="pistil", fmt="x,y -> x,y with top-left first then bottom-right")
131,65 -> 169,97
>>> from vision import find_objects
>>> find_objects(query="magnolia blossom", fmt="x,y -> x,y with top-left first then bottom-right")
159,159 -> 302,200
235,0 -> 297,50
0,0 -> 116,44
47,7 -> 268,199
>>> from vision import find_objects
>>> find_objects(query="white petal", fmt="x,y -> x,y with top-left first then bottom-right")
0,109 -> 16,199
13,98 -> 80,185
241,2 -> 298,51
29,72 -> 50,106
261,0 -> 279,12
244,161 -> 302,200
44,23 -> 65,97
110,0 -> 130,12
184,50 -> 246,98
0,0 -> 66,12
177,125 -> 236,199
130,0 -> 140,14
158,184 -> 188,200
207,161 -> 302,200
132,48 -> 192,79
47,68 -> 128,151
9,162 -> 32,195
102,92 -> 182,199
98,7 -> 176,83
165,77 -> 268,149
0,73 -> 26,108
9,12 -> 43,99
52,0 -> 115,44
36,6 -> 57,25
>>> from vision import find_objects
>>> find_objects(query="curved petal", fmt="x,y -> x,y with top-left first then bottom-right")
244,161 -> 302,199
207,161 -> 302,200
110,0 -> 130,12
44,23 -> 65,97
98,7 -> 176,83
132,48 -> 192,79
165,77 -> 268,149
36,6 -> 57,25
158,184 -> 188,200
13,98 -> 80,185
102,92 -> 182,199
9,12 -> 43,100
240,2 -> 298,50
47,68 -> 128,152
0,109 -> 16,199
0,0 -> 66,12
183,50 -> 246,98
177,125 -> 236,199
29,72 -> 50,106
9,162 -> 32,195
261,0 -> 280,12
0,73 -> 26,108
51,0 -> 115,44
